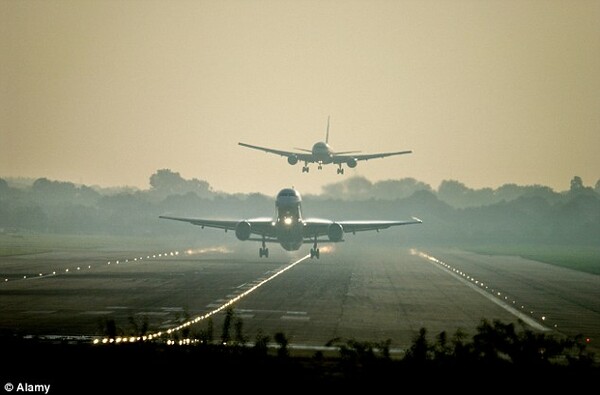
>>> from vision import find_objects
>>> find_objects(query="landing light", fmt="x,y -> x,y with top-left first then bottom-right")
320,245 -> 334,254
283,217 -> 293,225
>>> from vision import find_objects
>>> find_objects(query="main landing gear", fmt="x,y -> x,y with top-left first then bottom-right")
337,164 -> 344,175
310,248 -> 320,259
259,237 -> 269,258
310,236 -> 320,259
301,162 -> 325,172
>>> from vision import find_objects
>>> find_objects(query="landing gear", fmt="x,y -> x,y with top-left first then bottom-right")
310,248 -> 320,259
317,164 -> 323,170
337,165 -> 344,175
310,236 -> 320,259
259,236 -> 269,258
302,162 -> 310,173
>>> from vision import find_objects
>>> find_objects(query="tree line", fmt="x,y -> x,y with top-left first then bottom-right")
97,307 -> 595,369
1,169 -> 599,246
8,307 -> 595,387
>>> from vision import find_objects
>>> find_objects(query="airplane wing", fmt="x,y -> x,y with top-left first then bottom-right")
238,142 -> 314,162
302,217 -> 422,238
333,150 -> 412,163
337,218 -> 422,233
159,216 -> 277,237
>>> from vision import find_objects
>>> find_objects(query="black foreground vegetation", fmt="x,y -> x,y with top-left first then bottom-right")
2,312 -> 597,392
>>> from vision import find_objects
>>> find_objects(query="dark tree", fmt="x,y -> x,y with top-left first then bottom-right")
234,317 -> 247,346
127,315 -> 149,336
433,331 -> 453,362
102,318 -> 118,339
149,169 -> 185,194
377,339 -> 392,359
206,317 -> 214,343
372,178 -> 432,200
570,176 -> 584,192
181,309 -> 191,339
437,179 -> 469,207
403,327 -> 432,364
274,332 -> 289,358
198,317 -> 214,344
253,330 -> 270,357
321,176 -> 373,199
149,168 -> 211,198
221,307 -> 234,344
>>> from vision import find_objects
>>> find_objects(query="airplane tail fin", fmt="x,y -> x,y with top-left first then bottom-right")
326,116 -> 330,144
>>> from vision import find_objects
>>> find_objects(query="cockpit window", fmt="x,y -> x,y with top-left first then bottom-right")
278,190 -> 298,197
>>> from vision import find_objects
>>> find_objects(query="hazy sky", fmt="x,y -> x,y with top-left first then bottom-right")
2,0 -> 599,195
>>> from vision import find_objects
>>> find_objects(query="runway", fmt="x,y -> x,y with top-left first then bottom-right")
0,242 -> 598,352
423,247 -> 600,349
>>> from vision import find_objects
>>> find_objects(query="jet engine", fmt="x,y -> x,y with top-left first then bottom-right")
347,158 -> 357,168
235,221 -> 252,241
327,223 -> 344,242
287,155 -> 299,165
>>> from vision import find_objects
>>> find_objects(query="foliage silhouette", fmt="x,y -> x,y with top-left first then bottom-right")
221,307 -> 234,344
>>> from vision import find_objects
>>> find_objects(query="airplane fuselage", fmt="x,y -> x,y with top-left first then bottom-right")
274,188 -> 305,251
311,141 -> 333,164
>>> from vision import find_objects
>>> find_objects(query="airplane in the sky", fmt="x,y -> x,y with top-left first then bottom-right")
238,117 -> 412,174
160,188 -> 421,258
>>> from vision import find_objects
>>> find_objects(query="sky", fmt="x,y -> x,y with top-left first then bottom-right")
2,0 -> 599,195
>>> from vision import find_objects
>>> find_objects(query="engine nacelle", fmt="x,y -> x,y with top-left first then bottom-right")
235,221 -> 252,241
328,223 -> 344,242
287,155 -> 299,165
347,158 -> 357,168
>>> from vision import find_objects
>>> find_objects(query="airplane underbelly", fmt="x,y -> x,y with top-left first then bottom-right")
315,154 -> 332,164
279,240 -> 303,251
277,226 -> 303,251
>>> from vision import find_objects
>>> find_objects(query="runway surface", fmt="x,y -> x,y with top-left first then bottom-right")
0,243 -> 598,352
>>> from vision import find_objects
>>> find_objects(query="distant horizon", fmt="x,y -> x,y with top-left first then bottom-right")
2,171 -> 596,195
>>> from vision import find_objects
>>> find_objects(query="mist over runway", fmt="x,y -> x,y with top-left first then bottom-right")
0,243 -> 598,353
